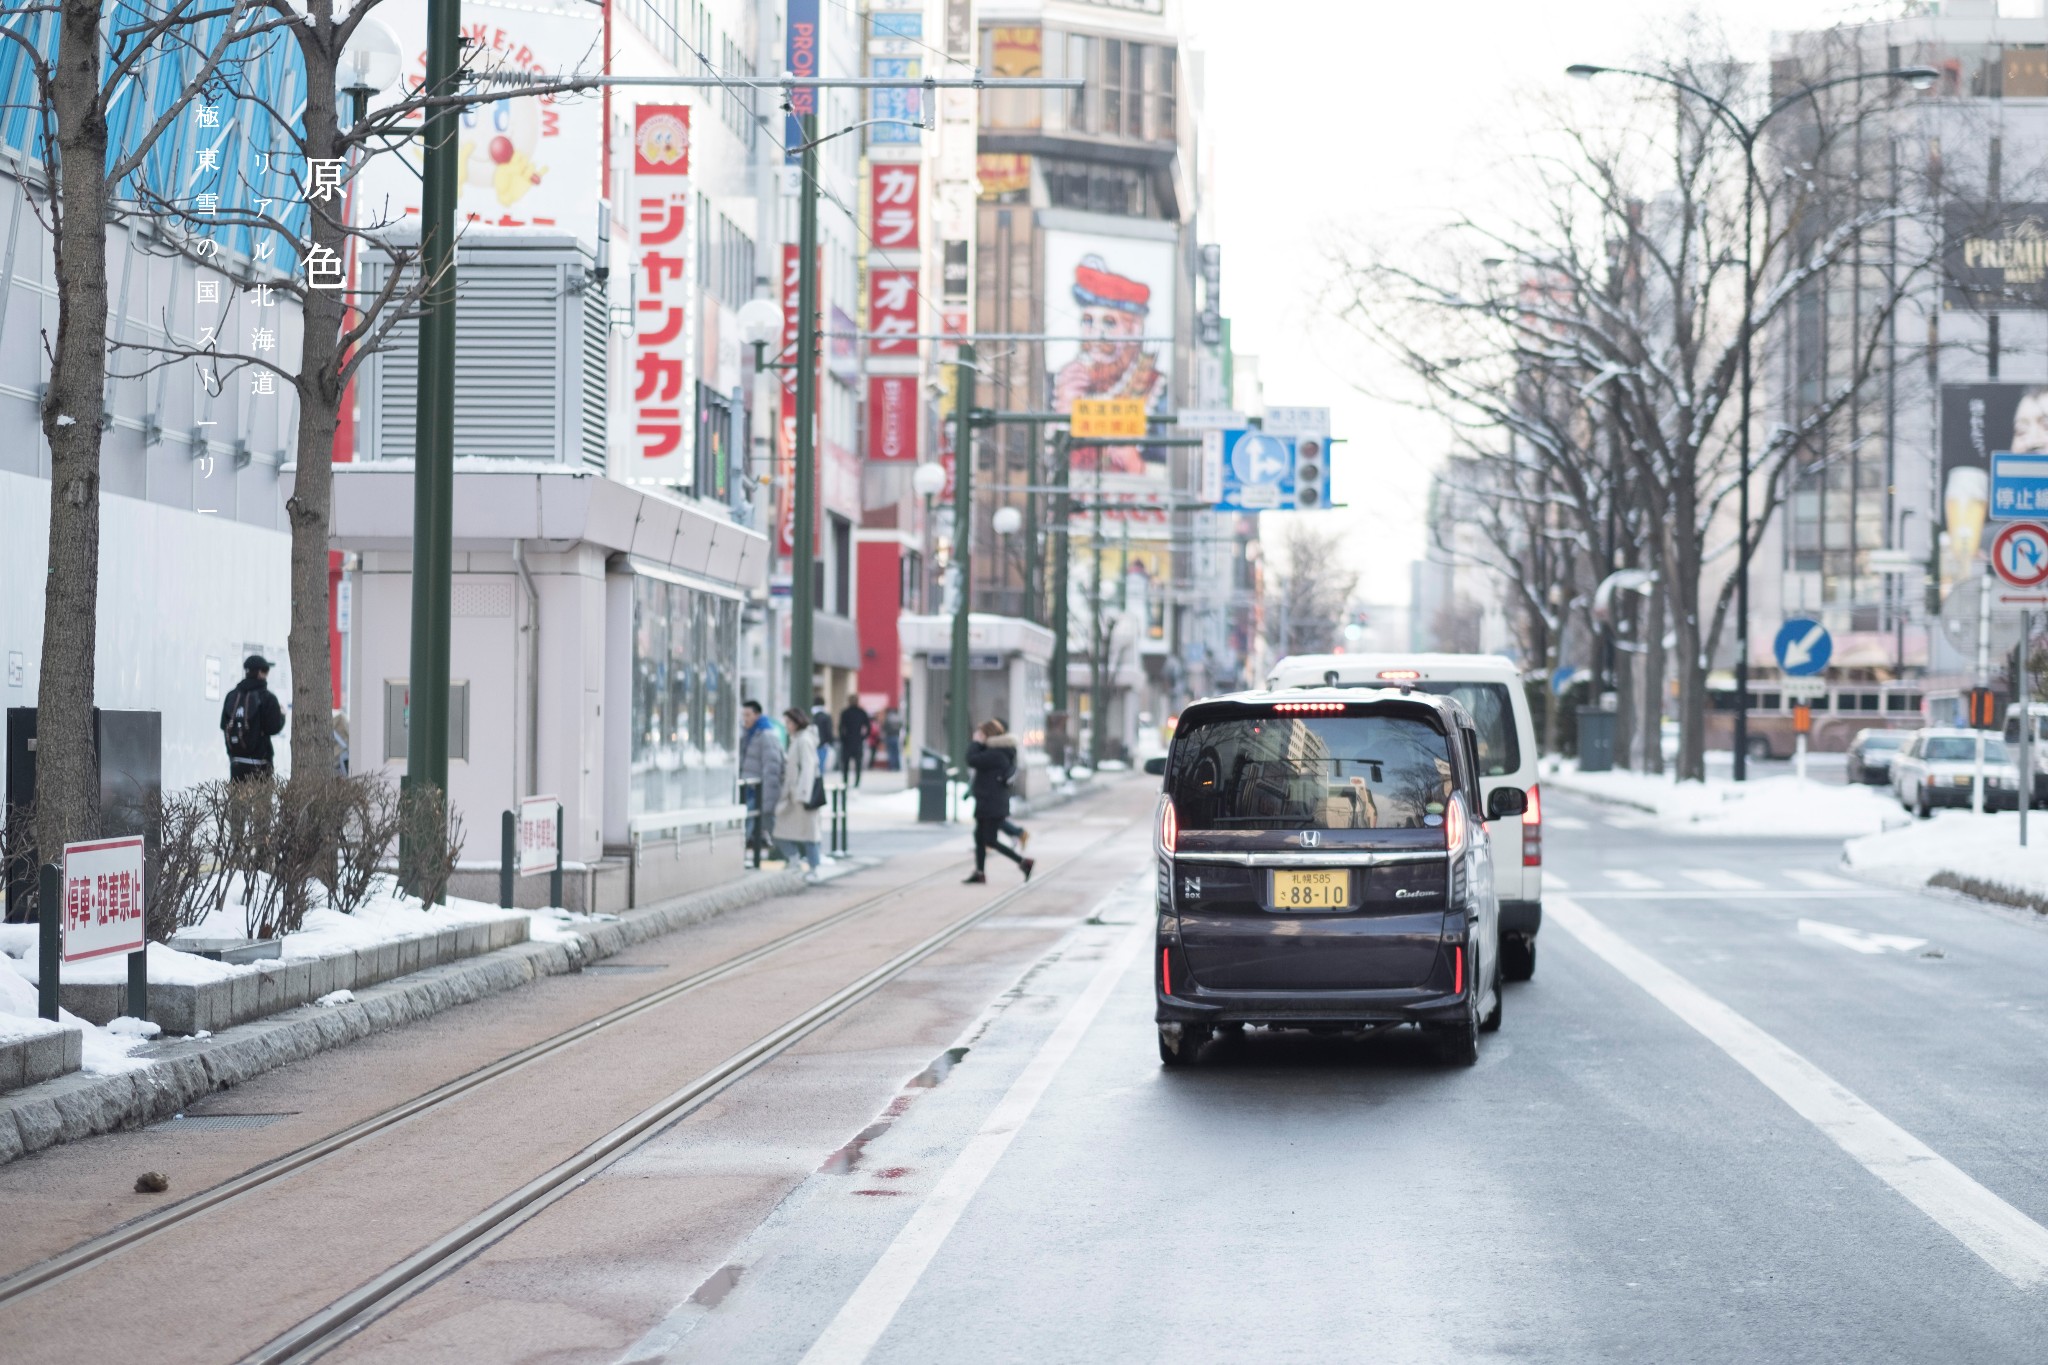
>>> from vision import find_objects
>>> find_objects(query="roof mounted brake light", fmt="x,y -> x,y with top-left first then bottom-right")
1377,669 -> 1422,681
1273,702 -> 1346,713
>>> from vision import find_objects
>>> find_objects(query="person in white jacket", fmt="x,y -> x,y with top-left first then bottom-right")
774,706 -> 823,880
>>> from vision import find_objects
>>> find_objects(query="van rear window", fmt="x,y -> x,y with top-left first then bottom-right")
1168,714 -> 1454,831
1403,682 -> 1520,775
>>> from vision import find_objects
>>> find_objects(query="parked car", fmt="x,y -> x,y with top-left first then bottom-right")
1146,687 -> 1520,1068
1892,729 -> 2020,817
2003,703 -> 2048,807
1263,652 -> 1542,981
1845,728 -> 1909,785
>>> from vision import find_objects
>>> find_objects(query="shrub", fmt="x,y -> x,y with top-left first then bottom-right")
395,783 -> 464,908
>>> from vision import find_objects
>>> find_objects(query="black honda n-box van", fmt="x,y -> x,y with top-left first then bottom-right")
1146,689 -> 1524,1067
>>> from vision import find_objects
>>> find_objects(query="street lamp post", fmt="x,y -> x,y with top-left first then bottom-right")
790,110 -> 820,717
948,345 -> 977,774
1565,61 -> 1936,781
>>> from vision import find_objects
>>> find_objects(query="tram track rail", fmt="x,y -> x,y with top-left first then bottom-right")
0,805 -> 1138,1361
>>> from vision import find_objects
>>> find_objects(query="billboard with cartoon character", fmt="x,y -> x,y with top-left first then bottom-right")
352,0 -> 603,242
1043,230 -> 1175,482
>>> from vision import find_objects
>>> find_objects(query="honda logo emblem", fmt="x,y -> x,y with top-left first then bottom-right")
1299,830 -> 1320,848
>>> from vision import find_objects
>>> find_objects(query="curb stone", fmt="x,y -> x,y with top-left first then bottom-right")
0,866 -> 807,1166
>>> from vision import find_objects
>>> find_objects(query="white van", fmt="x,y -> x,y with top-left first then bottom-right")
1265,653 -> 1544,981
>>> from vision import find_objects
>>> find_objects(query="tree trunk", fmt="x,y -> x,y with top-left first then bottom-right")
35,0 -> 114,863
285,30 -> 343,780
1667,511 -> 1705,782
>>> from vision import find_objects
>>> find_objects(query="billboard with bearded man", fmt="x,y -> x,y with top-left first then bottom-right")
1043,231 -> 1176,479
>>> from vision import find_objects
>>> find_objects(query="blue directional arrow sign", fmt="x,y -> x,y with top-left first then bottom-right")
1774,618 -> 1832,677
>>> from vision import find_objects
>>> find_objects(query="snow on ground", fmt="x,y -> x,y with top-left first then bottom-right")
0,953 -> 163,1075
1542,758 -> 1911,838
177,875 -> 521,960
1844,812 -> 2048,906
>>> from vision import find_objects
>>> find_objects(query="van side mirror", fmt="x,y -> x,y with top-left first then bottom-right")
1143,757 -> 1167,777
1486,787 -> 1528,821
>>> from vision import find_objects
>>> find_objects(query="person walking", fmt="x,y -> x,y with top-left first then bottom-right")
880,706 -> 904,771
837,697 -> 871,788
980,719 -> 1031,850
963,722 -> 1034,885
811,694 -> 836,775
738,700 -> 785,859
774,706 -> 824,880
220,654 -> 286,782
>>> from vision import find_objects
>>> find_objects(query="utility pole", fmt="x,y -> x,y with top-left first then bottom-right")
790,110 -> 820,713
1049,429 -> 1072,766
948,343 -> 977,773
401,0 -> 461,891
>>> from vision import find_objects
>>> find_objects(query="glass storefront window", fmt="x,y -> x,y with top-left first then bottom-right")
631,576 -> 741,818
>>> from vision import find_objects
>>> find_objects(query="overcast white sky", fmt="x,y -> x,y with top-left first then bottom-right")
1179,0 -> 1917,612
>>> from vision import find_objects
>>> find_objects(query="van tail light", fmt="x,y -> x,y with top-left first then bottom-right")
1443,793 -> 1467,854
1162,947 -> 1173,996
1453,943 -> 1464,996
1160,800 -> 1178,854
1522,782 -> 1542,868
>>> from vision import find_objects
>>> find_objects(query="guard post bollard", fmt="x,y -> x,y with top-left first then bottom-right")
740,779 -> 763,868
127,946 -> 146,1022
549,802 -> 564,909
499,809 -> 516,908
37,862 -> 59,1021
829,783 -> 848,857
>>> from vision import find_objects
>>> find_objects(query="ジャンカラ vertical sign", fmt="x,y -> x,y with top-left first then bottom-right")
62,836 -> 147,963
517,795 -> 561,876
628,104 -> 693,485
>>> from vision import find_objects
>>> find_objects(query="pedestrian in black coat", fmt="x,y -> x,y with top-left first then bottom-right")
963,722 -> 1033,884
220,654 -> 286,782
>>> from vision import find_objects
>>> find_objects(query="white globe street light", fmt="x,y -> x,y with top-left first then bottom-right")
911,462 -> 947,498
991,506 -> 1022,536
737,297 -> 784,350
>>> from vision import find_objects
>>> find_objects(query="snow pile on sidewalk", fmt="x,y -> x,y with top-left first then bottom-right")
177,875 -> 518,961
1543,759 -> 1910,837
0,952 -> 167,1076
1844,813 -> 2048,910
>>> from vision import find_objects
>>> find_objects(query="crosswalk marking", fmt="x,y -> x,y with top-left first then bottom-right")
1603,869 -> 1663,890
1783,869 -> 1857,890
1542,873 -> 1569,890
1682,868 -> 1764,891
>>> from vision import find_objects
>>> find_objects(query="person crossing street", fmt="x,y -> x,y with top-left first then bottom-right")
963,721 -> 1033,885
837,697 -> 871,788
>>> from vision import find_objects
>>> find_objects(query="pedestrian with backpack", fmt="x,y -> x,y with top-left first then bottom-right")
773,707 -> 824,881
221,654 -> 286,782
980,718 -> 1030,850
963,721 -> 1034,885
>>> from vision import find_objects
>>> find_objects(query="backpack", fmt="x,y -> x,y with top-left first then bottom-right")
225,684 -> 265,758
806,772 -> 828,811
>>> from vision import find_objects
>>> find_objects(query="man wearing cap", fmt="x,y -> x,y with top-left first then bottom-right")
1053,254 -> 1168,474
221,654 -> 287,782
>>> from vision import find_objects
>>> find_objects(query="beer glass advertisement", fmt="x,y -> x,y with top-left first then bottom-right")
1939,383 -> 2048,576
1043,229 -> 1175,489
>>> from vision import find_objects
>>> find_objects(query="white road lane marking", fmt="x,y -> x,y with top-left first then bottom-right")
799,916 -> 1151,1365
1603,869 -> 1664,890
1543,873 -> 1569,890
1682,868 -> 1765,890
1546,815 -> 1591,831
1550,896 -> 2048,1288
1571,890 -> 1865,901
1798,919 -> 1928,955
1784,869 -> 1858,890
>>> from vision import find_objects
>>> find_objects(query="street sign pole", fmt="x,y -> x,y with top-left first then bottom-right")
401,0 -> 461,893
790,111 -> 819,715
2021,609 -> 2032,848
1977,559 -> 1992,815
1049,429 -> 1071,767
948,344 -> 976,775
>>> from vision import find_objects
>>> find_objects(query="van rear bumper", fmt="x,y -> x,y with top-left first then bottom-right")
1499,899 -> 1541,937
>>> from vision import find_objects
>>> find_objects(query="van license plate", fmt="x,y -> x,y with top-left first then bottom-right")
1272,869 -> 1349,909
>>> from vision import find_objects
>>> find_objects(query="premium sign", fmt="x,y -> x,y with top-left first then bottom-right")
1070,397 -> 1148,439
868,375 -> 918,462
628,104 -> 693,484
1945,203 -> 2048,310
61,836 -> 146,963
518,796 -> 561,876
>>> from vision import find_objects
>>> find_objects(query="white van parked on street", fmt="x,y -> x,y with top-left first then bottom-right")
1265,653 -> 1544,980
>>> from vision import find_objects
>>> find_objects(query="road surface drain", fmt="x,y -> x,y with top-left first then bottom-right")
163,1113 -> 293,1131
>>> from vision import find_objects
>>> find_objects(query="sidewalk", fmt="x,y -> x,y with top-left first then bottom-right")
1542,756 -> 1907,838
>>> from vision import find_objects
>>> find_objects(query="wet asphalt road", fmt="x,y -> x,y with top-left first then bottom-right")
658,789 -> 2048,1364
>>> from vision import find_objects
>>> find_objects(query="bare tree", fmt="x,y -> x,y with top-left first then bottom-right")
1263,521 -> 1359,657
0,1 -> 269,860
1338,37 -> 1942,779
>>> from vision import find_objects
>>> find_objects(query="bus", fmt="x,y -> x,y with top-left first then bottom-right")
1704,682 -> 1930,760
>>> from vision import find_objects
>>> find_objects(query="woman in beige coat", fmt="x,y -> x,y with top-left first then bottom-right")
774,706 -> 823,880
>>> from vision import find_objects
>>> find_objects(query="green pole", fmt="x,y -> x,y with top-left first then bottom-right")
948,344 -> 976,773
1089,448 -> 1106,770
402,0 -> 460,890
790,113 -> 819,712
1049,428 -> 1070,716
1022,422 -> 1041,623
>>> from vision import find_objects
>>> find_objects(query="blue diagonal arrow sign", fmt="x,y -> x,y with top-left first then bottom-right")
1774,618 -> 1832,677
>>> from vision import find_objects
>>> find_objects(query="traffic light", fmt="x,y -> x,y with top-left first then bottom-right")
1293,437 -> 1325,509
1966,686 -> 2004,730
